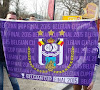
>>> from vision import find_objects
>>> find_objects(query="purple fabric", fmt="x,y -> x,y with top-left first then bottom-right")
0,20 -> 98,86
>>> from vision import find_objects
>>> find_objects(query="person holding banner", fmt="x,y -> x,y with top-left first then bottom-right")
0,11 -> 20,90
73,67 -> 97,90
73,44 -> 100,90
29,15 -> 36,21
6,11 -> 17,20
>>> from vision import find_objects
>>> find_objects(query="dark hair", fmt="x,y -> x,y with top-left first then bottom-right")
30,14 -> 35,17
7,11 -> 16,15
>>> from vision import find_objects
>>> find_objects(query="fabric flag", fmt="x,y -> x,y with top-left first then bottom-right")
0,20 -> 98,86
48,0 -> 55,20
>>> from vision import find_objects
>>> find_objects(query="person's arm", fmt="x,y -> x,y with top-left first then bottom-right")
87,81 -> 94,90
87,64 -> 99,90
87,46 -> 100,90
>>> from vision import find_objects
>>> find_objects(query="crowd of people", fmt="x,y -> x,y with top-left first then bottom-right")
0,11 -> 100,90
6,12 -> 36,21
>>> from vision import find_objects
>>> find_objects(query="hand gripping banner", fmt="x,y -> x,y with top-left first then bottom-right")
0,20 -> 98,86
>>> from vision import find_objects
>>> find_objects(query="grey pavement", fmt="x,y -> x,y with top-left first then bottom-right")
3,66 -> 100,90
3,67 -> 68,90
93,66 -> 100,90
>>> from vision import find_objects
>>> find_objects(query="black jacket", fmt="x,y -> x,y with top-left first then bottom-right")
0,32 -> 5,62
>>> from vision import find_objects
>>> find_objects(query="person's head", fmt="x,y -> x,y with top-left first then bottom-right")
6,11 -> 17,20
29,15 -> 36,21
18,17 -> 23,20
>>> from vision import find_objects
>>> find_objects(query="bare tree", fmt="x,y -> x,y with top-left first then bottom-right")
0,0 -> 10,18
32,0 -> 37,14
30,0 -> 49,19
0,0 -> 26,18
56,0 -> 99,18
10,0 -> 28,19
56,0 -> 87,16
14,0 -> 20,17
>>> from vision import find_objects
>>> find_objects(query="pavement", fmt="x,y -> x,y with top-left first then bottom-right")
3,67 -> 69,90
92,65 -> 100,90
3,66 -> 100,90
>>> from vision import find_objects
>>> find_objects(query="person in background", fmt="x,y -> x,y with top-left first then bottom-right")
18,17 -> 23,20
73,67 -> 96,90
29,15 -> 36,21
6,11 -> 17,20
0,11 -> 20,90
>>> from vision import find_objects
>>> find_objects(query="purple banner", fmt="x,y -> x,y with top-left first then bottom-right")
0,20 -> 98,86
